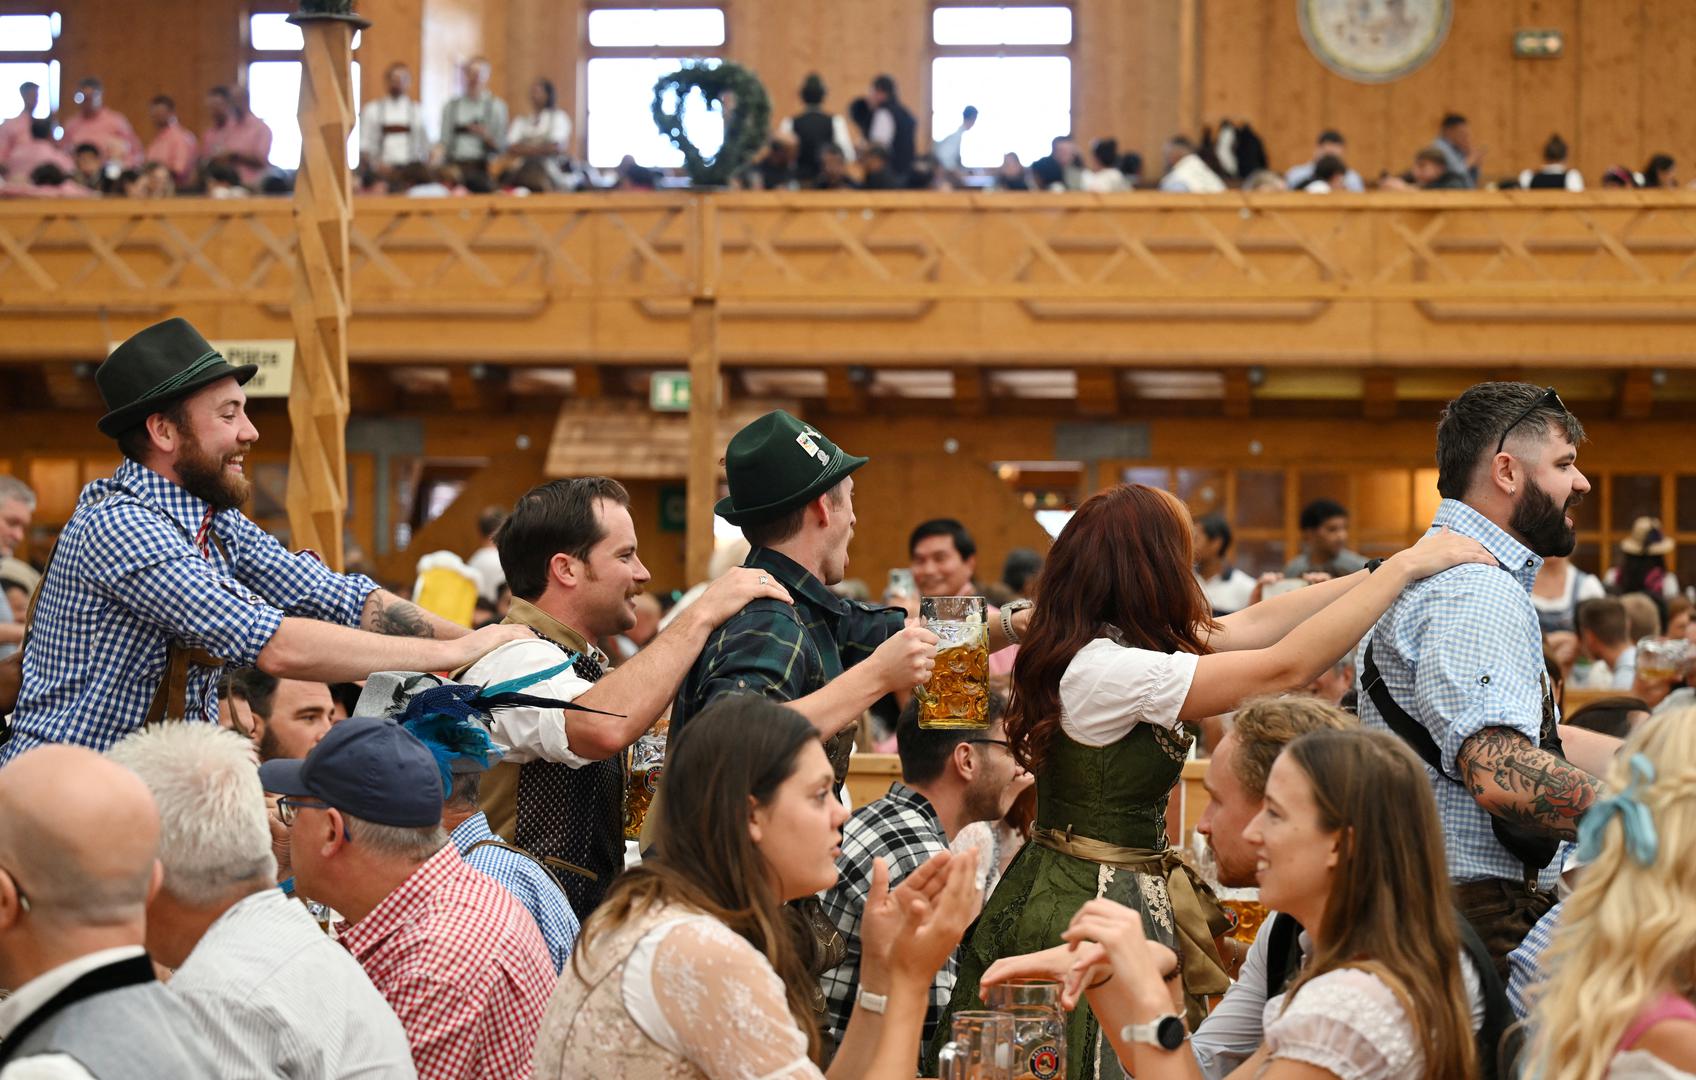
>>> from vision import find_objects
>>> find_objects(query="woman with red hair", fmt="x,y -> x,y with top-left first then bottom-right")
934,483 -> 1490,1080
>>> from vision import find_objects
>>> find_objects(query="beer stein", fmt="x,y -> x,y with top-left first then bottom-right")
984,979 -> 1067,1079
624,732 -> 665,841
937,1010 -> 1015,1080
914,595 -> 990,729
1636,636 -> 1692,683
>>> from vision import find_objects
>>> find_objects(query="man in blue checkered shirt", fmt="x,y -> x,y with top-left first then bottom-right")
820,698 -> 1024,1053
3,318 -> 530,764
1359,382 -> 1604,979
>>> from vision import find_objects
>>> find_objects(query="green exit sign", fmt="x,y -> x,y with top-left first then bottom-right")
651,372 -> 691,411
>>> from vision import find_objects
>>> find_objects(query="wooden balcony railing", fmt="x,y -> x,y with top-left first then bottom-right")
5,191 -> 1696,369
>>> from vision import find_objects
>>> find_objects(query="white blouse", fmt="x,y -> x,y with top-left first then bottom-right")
1057,634 -> 1199,747
1261,968 -> 1422,1078
623,914 -> 822,1080
507,108 -> 571,151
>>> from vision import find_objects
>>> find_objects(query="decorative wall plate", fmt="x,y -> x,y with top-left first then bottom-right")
1298,0 -> 1453,84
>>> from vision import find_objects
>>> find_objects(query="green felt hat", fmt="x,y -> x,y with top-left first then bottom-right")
715,410 -> 868,526
96,318 -> 258,438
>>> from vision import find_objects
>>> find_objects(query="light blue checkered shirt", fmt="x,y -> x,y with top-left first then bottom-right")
1507,897 -> 1562,1019
452,810 -> 580,973
4,460 -> 377,764
1358,498 -> 1560,890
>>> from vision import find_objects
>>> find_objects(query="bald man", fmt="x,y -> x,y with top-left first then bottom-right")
0,746 -> 220,1078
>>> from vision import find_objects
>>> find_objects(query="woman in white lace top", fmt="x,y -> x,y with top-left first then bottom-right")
1529,709 -> 1696,1080
986,728 -> 1477,1080
532,695 -> 980,1080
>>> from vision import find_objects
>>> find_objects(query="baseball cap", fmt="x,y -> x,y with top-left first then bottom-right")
258,716 -> 444,828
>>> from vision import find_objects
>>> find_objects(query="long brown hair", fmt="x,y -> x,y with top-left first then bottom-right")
1007,484 -> 1216,770
1281,729 -> 1476,1080
571,698 -> 825,1059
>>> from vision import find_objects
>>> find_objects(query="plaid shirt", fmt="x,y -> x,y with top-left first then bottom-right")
5,460 -> 377,762
819,782 -> 952,1046
338,843 -> 555,1080
673,547 -> 904,767
451,810 -> 581,973
1358,498 -> 1560,889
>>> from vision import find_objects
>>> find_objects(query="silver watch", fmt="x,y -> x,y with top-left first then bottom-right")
1000,599 -> 1033,644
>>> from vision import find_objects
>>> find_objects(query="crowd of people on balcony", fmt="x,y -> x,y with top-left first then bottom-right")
3,63 -> 1692,200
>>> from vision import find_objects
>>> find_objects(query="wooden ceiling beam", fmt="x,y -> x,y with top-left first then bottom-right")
1223,369 -> 1253,419
953,367 -> 990,416
825,367 -> 868,415
1618,369 -> 1655,420
1363,371 -> 1398,420
1075,366 -> 1123,417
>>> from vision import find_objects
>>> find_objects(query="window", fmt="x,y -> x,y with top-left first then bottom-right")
583,6 -> 726,169
244,11 -> 362,170
0,12 -> 61,133
929,3 -> 1073,169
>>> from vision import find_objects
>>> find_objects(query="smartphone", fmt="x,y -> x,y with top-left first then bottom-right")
886,568 -> 916,599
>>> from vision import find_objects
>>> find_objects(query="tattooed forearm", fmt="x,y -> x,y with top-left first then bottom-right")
1456,727 -> 1601,839
362,592 -> 436,639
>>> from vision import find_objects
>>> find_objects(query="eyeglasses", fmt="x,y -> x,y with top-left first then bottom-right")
276,796 -> 334,826
1496,387 -> 1567,454
964,737 -> 1011,752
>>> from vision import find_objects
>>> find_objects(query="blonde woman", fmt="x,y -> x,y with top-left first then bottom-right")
1530,708 -> 1696,1079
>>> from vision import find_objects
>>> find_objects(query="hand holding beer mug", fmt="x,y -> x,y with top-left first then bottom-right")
914,596 -> 991,729
983,979 -> 1067,1079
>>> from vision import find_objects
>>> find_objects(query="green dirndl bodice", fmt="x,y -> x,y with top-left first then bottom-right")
931,721 -> 1210,1080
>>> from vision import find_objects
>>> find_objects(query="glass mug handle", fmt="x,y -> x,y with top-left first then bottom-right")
937,1041 -> 963,1080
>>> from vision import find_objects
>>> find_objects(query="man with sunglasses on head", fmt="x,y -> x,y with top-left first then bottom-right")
1358,383 -> 1605,979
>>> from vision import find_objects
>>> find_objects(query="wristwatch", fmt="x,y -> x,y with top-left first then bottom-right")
1000,599 -> 1034,644
856,988 -> 888,1015
1121,1014 -> 1187,1051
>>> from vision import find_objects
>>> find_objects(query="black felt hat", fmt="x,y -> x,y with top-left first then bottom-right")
96,318 -> 257,438
715,410 -> 868,526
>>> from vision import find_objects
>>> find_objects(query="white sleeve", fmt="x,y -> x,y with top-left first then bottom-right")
832,115 -> 857,162
624,916 -> 824,1080
359,102 -> 381,163
1566,169 -> 1584,192
463,640 -> 596,767
549,110 -> 571,147
1058,640 -> 1199,745
505,115 -> 526,145
1577,572 -> 1606,602
0,1057 -> 101,1080
1264,968 -> 1419,1079
868,109 -> 895,149
1191,913 -> 1279,1078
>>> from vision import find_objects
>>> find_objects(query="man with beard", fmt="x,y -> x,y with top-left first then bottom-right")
1358,382 -> 1602,978
227,668 -> 336,762
4,318 -> 528,765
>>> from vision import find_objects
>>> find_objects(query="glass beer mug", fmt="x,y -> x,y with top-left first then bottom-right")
983,979 -> 1067,1080
1636,636 -> 1692,683
914,595 -> 991,729
624,732 -> 665,841
937,1011 -> 1015,1080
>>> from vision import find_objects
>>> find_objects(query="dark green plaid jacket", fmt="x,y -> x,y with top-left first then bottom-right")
673,546 -> 904,778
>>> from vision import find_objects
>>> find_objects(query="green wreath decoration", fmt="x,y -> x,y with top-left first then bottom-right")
651,61 -> 772,186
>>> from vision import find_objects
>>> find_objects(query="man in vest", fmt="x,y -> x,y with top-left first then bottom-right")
0,745 -> 222,1077
457,477 -> 793,917
4,317 -> 530,765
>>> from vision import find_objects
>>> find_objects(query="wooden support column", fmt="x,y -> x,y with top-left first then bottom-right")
825,368 -> 869,415
284,4 -> 367,569
1618,369 -> 1655,420
686,198 -> 721,585
953,366 -> 989,416
1224,369 -> 1254,419
1076,366 -> 1123,417
1363,371 -> 1398,420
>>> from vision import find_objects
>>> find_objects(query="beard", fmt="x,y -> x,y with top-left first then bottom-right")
176,429 -> 251,511
1509,478 -> 1578,557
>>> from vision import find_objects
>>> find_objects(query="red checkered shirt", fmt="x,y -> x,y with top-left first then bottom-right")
338,842 -> 555,1080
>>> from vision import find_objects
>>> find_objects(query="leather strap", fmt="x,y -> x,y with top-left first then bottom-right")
468,836 -> 599,883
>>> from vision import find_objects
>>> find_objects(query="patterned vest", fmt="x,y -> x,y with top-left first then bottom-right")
479,601 -> 626,919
